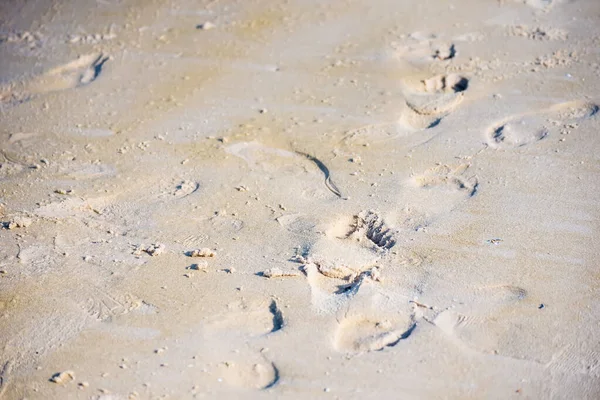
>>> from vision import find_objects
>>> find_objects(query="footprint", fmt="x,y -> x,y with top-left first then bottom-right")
307,219 -> 385,272
299,259 -> 377,313
300,259 -> 359,311
214,360 -> 279,390
433,310 -> 500,353
208,213 -> 245,234
225,141 -> 297,168
400,74 -> 469,130
84,290 -> 157,322
333,316 -> 416,353
432,284 -> 529,355
29,53 -> 109,93
0,277 -> 121,374
276,214 -> 317,237
203,299 -> 284,337
193,300 -> 283,391
340,74 -> 469,146
476,284 -> 527,307
292,212 -> 397,312
0,361 -> 12,398
404,163 -> 478,224
393,34 -> 457,65
345,210 -> 399,250
545,344 -> 600,376
486,100 -> 599,149
413,163 -> 478,197
487,117 -> 548,148
157,180 -> 200,200
181,233 -> 210,248
0,53 -> 109,105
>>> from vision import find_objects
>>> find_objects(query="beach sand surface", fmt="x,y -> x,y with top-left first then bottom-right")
1,0 -> 600,398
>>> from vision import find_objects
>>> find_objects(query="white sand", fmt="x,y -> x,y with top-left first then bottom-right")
1,0 -> 599,398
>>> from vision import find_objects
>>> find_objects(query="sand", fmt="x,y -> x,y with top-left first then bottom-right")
1,0 -> 599,398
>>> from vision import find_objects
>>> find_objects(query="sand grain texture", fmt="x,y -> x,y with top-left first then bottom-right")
1,0 -> 600,398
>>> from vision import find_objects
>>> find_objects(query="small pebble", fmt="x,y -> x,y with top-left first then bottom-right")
188,248 -> 216,257
197,22 -> 215,30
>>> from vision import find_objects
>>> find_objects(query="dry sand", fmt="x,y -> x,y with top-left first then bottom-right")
1,0 -> 600,398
